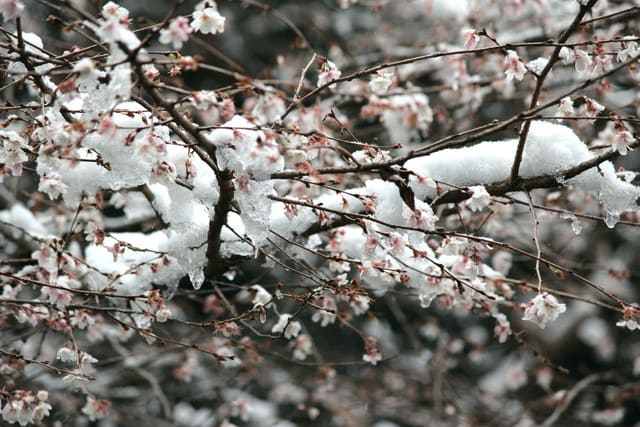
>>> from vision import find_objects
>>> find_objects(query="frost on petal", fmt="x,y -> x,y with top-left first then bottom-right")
522,292 -> 566,329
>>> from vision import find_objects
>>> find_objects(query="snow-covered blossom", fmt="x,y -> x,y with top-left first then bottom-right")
462,28 -> 480,49
271,314 -> 301,339
465,185 -> 491,212
527,57 -> 549,75
190,6 -> 225,35
522,293 -> 566,329
406,204 -> 438,230
556,96 -> 575,120
82,396 -> 111,421
57,346 -> 78,364
159,16 -> 192,49
369,72 -> 393,95
317,59 -> 341,88
0,0 -> 24,21
62,352 -> 98,389
504,50 -> 527,81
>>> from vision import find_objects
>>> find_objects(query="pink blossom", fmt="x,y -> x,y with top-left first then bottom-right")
493,313 -> 512,343
462,28 -> 480,49
556,96 -> 575,120
583,97 -> 605,119
0,0 -> 24,21
159,16 -> 192,49
82,396 -> 111,421
317,59 -> 342,88
504,50 -> 527,81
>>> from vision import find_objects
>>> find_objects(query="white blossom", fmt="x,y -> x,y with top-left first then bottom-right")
251,284 -> 272,308
369,72 -> 393,95
465,185 -> 491,212
271,314 -> 301,339
190,6 -> 225,35
522,293 -> 566,329
350,294 -> 370,315
527,57 -> 549,75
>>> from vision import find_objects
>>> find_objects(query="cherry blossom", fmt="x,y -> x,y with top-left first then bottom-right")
271,314 -> 302,339
1,2 -> 640,425
317,59 -> 342,88
503,50 -> 527,81
0,0 -> 24,20
81,396 -> 111,421
461,28 -> 480,49
190,6 -> 225,35
465,185 -> 491,212
369,71 -> 393,95
522,293 -> 567,329
159,16 -> 192,49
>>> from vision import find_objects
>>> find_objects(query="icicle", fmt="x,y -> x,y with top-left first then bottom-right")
604,211 -> 620,229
